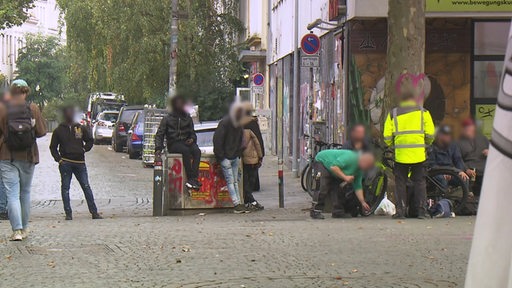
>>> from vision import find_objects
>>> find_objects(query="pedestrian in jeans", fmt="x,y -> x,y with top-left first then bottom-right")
241,102 -> 264,211
0,80 -> 46,241
50,106 -> 102,221
213,102 -> 248,213
155,95 -> 201,190
0,88 -> 12,220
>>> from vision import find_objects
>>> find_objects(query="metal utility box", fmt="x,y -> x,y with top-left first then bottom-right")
154,154 -> 243,216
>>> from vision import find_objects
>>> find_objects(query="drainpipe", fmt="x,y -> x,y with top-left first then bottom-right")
291,0 -> 300,177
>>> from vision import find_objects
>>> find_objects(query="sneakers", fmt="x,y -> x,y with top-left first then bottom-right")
0,212 -> 8,220
247,202 -> 264,211
21,228 -> 30,239
92,213 -> 103,219
392,213 -> 406,219
310,210 -> 325,220
185,179 -> 202,190
65,212 -> 73,221
10,230 -> 23,241
233,204 -> 250,214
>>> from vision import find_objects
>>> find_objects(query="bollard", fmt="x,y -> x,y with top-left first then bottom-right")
278,158 -> 284,208
152,157 -> 164,216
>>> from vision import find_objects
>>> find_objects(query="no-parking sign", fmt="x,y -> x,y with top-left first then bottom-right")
301,33 -> 321,55
253,73 -> 265,86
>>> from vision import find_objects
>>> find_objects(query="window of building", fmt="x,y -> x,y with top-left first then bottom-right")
473,20 -> 510,100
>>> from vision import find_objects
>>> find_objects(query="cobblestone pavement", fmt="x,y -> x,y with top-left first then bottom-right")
0,135 -> 473,287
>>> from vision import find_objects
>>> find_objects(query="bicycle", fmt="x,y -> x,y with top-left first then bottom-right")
361,141 -> 469,216
300,135 -> 343,196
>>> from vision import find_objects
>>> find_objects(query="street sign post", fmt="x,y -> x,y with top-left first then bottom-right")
301,55 -> 320,67
253,73 -> 264,86
301,33 -> 321,55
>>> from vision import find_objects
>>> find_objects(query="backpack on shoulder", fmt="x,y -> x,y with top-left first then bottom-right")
5,103 -> 36,151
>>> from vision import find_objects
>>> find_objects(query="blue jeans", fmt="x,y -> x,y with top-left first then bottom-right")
59,162 -> 98,214
0,177 -> 7,214
220,158 -> 241,206
0,160 -> 35,231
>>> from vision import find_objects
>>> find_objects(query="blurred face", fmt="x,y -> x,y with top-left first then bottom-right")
437,133 -> 452,146
351,125 -> 365,142
358,153 -> 375,171
63,108 -> 76,123
462,124 -> 476,139
2,91 -> 12,103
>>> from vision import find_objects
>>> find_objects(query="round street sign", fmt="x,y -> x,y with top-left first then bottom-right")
253,73 -> 265,86
301,33 -> 321,55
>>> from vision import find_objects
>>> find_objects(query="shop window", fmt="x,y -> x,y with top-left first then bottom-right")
474,22 -> 509,55
473,21 -> 510,100
473,61 -> 503,99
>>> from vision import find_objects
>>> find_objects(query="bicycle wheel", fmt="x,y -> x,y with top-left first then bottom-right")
300,164 -> 311,192
426,168 -> 469,214
361,169 -> 387,216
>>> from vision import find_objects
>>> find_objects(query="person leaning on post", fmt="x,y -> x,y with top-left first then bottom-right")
383,88 -> 435,220
0,79 -> 46,241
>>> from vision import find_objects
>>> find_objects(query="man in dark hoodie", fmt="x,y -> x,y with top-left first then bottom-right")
155,95 -> 201,190
213,102 -> 247,213
50,106 -> 102,220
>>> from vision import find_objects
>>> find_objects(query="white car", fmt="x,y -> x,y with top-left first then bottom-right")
194,122 -> 218,155
93,111 -> 119,144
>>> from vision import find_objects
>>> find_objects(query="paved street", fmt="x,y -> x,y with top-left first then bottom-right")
0,135 -> 473,287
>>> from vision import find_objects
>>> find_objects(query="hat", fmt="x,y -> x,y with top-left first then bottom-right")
438,124 -> 452,135
11,79 -> 28,88
462,118 -> 475,128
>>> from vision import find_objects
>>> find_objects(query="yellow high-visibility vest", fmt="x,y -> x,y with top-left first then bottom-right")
383,101 -> 435,164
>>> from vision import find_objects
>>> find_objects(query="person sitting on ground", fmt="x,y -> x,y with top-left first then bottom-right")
343,124 -> 372,153
241,102 -> 264,211
310,149 -> 374,219
428,124 -> 469,187
457,118 -> 489,196
213,102 -> 248,214
155,95 -> 201,190
0,79 -> 46,241
50,106 -> 103,221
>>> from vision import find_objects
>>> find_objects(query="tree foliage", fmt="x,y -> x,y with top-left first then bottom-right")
177,0 -> 244,120
58,0 -> 244,120
15,33 -> 67,109
0,0 -> 34,30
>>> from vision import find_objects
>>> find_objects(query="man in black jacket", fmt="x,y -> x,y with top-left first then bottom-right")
155,96 -> 201,190
49,106 -> 102,220
213,103 -> 247,213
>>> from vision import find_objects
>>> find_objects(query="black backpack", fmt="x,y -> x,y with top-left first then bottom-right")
5,103 -> 36,151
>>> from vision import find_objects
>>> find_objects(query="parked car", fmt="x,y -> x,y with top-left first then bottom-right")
126,111 -> 144,159
112,106 -> 143,152
195,122 -> 218,155
92,111 -> 119,144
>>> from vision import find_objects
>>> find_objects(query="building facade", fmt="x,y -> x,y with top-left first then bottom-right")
267,0 -> 512,171
0,0 -> 65,85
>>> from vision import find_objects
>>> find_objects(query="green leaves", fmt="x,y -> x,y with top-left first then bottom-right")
0,0 -> 34,30
15,34 -> 67,109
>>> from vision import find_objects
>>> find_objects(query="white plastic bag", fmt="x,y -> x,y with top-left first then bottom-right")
374,193 -> 396,216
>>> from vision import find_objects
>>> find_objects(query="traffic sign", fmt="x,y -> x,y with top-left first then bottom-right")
301,33 -> 321,55
301,55 -> 320,67
252,86 -> 264,95
253,73 -> 265,86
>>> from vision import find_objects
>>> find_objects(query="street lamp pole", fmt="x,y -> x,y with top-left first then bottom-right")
168,0 -> 179,99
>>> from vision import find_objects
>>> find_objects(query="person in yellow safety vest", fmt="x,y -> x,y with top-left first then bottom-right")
383,91 -> 435,219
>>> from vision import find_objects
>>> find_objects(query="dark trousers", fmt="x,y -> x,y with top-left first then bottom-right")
59,162 -> 98,214
243,164 -> 258,204
312,162 -> 346,215
168,142 -> 201,180
394,162 -> 426,215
